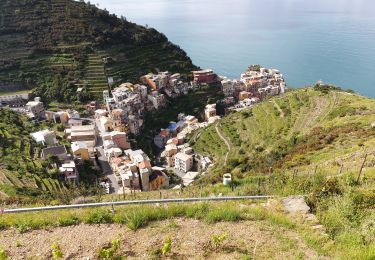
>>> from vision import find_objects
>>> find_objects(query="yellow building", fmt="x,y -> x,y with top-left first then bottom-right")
149,167 -> 170,190
71,141 -> 90,161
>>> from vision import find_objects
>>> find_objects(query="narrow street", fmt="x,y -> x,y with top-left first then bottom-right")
94,119 -> 120,194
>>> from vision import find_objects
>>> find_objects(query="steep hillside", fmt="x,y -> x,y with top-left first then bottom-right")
0,109 -> 70,201
192,87 -> 375,180
0,0 -> 196,99
189,87 -> 375,258
0,108 -> 100,203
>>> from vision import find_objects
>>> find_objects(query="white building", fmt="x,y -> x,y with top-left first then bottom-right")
26,97 -> 45,119
30,129 -> 57,146
174,152 -> 194,173
59,161 -> 78,180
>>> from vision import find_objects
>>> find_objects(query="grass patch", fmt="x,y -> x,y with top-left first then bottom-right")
84,209 -> 114,224
205,207 -> 241,224
56,214 -> 79,227
125,211 -> 148,231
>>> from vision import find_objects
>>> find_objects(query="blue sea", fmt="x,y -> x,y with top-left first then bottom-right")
95,0 -> 375,97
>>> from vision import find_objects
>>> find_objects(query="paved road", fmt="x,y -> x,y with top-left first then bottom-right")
94,119 -> 120,194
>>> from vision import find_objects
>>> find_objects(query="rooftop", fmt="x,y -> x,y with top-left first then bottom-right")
42,145 -> 67,157
71,141 -> 88,152
175,152 -> 193,161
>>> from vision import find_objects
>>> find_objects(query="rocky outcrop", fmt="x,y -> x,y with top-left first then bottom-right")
282,196 -> 310,214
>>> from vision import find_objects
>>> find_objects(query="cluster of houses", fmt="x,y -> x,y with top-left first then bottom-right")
140,71 -> 190,98
100,73 -> 188,136
220,65 -> 286,113
29,106 -> 101,182
154,113 -> 213,182
6,66 -> 288,192
108,148 -> 170,192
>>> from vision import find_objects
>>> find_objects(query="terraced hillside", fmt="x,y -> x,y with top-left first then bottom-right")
84,52 -> 108,95
0,0 -> 196,99
0,109 -> 68,201
190,87 -> 375,258
192,87 -> 375,180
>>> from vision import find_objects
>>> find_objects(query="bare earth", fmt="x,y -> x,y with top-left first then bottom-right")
0,218 -> 319,259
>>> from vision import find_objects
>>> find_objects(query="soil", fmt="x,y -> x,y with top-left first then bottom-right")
0,218 -> 319,259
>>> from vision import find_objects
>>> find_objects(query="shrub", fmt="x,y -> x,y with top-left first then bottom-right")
84,209 -> 114,224
126,211 -> 147,231
51,243 -> 63,259
56,215 -> 79,227
14,220 -> 33,233
319,196 -> 353,238
245,207 -> 267,221
162,237 -> 172,255
360,216 -> 375,245
0,248 -> 7,260
98,238 -> 122,259
205,207 -> 241,224
211,233 -> 228,251
266,212 -> 296,229
185,203 -> 209,219
0,220 -> 6,230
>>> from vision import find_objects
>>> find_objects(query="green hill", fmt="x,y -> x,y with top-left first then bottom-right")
0,0 -> 196,100
189,87 -> 375,258
192,87 -> 375,181
0,109 -> 72,202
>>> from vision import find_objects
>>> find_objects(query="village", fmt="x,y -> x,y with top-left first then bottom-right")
0,65 -> 286,195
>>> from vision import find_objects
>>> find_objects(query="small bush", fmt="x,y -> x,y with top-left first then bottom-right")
266,212 -> 296,229
84,209 -> 114,224
211,233 -> 228,251
0,220 -> 6,230
98,238 -> 122,259
245,207 -> 267,221
185,203 -> 209,219
360,216 -> 375,245
162,237 -> 172,255
205,207 -> 241,224
126,211 -> 147,231
14,220 -> 34,233
51,243 -> 63,259
0,248 -> 7,260
319,196 -> 353,238
56,215 -> 79,227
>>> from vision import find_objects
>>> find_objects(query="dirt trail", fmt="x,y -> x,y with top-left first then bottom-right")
215,122 -> 232,165
273,100 -> 285,118
0,218 -> 320,259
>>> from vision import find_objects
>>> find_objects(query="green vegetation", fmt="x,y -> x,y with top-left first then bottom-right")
98,238 -> 123,260
51,243 -> 63,259
0,108 -> 102,203
162,237 -> 172,256
0,201 -> 283,231
0,201 -> 342,257
0,0 -> 196,100
0,198 -> 372,258
211,233 -> 228,251
0,108 -> 65,201
190,88 -> 375,259
0,248 -> 7,260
